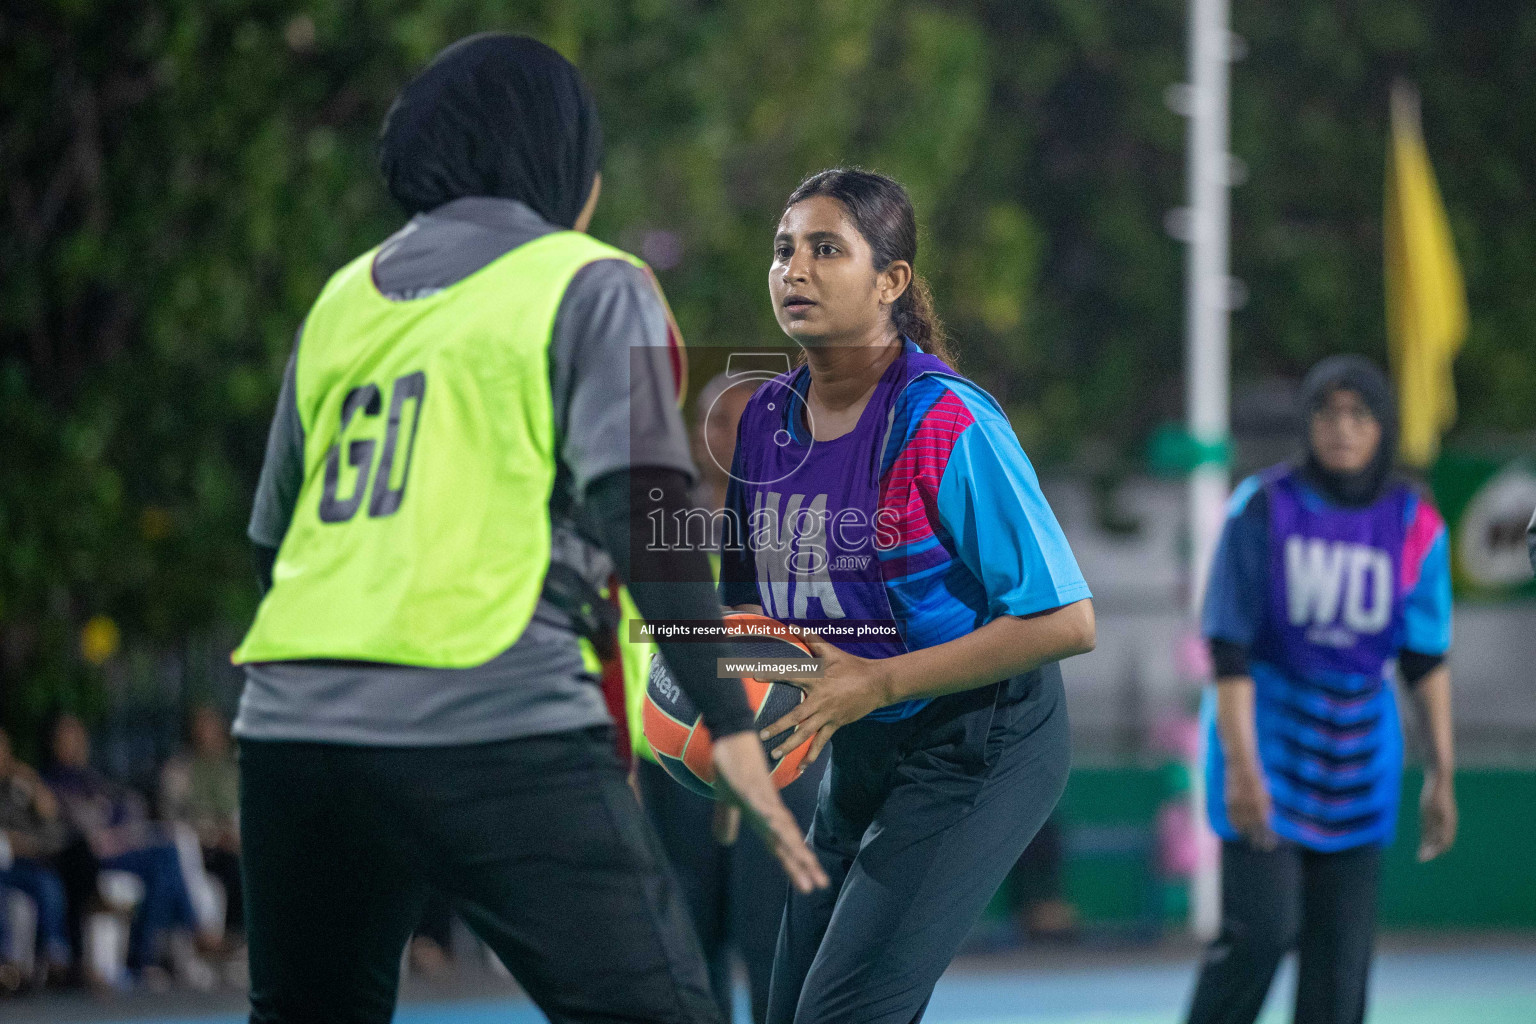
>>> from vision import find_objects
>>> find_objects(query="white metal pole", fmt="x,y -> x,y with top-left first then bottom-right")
1185,0 -> 1234,942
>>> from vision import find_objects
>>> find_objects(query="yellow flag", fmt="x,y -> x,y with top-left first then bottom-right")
1384,81 -> 1467,467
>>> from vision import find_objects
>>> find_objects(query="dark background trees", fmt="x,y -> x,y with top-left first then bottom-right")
3,0 -> 1533,746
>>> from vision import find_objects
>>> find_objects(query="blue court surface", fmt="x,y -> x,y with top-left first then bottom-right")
14,941 -> 1533,1024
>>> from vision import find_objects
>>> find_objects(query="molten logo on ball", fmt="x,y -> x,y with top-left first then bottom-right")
643,611 -> 816,797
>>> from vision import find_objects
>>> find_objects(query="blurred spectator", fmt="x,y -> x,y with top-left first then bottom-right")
159,706 -> 243,938
0,727 -> 72,987
1007,816 -> 1078,941
43,714 -> 218,987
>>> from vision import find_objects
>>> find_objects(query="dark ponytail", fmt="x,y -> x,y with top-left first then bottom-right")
784,168 -> 954,365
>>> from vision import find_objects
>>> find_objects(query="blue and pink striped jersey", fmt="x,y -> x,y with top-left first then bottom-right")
873,373 -> 1091,654
1201,467 -> 1452,851
720,346 -> 1089,722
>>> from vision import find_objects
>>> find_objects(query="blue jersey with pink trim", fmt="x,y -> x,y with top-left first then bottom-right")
720,341 -> 1090,722
874,370 -> 1090,653
1200,464 -> 1452,851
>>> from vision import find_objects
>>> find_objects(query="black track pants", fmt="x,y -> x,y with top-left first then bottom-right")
767,665 -> 1071,1024
240,727 -> 720,1024
1184,840 -> 1382,1024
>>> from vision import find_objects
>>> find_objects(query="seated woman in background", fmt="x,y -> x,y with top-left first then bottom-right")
43,713 -> 220,987
160,705 -> 243,940
0,727 -> 72,988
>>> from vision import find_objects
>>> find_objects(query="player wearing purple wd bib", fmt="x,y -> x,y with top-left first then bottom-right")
1184,356 -> 1458,1024
718,170 -> 1094,1024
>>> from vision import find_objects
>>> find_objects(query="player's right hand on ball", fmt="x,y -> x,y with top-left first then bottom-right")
711,731 -> 829,893
1226,761 -> 1277,851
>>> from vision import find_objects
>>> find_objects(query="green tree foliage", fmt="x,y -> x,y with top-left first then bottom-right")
2,0 -> 1533,733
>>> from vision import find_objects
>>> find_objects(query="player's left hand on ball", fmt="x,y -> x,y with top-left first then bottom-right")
760,631 -> 890,764
1417,773 -> 1458,862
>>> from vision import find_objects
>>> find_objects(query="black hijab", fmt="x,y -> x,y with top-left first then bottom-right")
1296,355 -> 1398,507
378,33 -> 603,228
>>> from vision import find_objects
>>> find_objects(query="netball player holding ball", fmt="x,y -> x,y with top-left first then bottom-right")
717,169 -> 1095,1024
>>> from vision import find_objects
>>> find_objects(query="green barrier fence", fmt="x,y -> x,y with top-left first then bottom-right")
1030,766 -> 1536,931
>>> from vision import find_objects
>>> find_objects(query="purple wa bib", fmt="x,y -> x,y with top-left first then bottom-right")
732,348 -> 960,721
